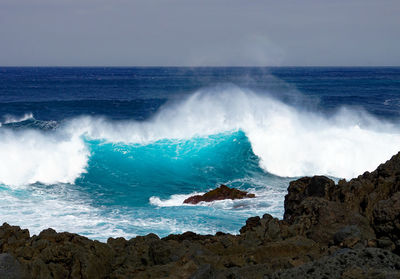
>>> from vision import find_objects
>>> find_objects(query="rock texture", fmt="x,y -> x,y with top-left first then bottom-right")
183,184 -> 256,204
2,152 -> 400,278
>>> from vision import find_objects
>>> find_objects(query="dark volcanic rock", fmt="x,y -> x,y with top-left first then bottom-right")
0,253 -> 28,279
2,152 -> 400,278
183,184 -> 256,204
269,248 -> 400,279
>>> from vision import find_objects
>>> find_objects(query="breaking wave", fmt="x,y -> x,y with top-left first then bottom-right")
1,85 -> 400,186
2,112 -> 34,125
0,129 -> 88,186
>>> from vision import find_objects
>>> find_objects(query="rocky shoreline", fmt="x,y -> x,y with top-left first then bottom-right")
2,153 -> 400,278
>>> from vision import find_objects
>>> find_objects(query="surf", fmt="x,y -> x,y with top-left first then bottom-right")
1,85 -> 400,187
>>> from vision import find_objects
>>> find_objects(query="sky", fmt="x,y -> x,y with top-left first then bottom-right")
0,0 -> 399,66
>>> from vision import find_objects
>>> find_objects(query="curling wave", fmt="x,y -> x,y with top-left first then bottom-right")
1,85 -> 400,186
66,86 -> 400,179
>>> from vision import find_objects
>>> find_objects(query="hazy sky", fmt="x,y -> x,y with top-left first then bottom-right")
0,0 -> 399,66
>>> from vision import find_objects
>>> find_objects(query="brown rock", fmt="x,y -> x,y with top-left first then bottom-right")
183,184 -> 256,204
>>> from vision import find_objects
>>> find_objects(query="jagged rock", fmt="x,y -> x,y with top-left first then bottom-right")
284,176 -> 336,222
0,253 -> 28,279
1,152 -> 400,278
0,224 -> 115,279
183,184 -> 255,204
268,248 -> 400,279
373,192 -> 400,253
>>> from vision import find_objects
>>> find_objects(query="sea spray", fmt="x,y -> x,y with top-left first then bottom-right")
67,86 -> 400,179
1,67 -> 399,241
1,86 -> 400,187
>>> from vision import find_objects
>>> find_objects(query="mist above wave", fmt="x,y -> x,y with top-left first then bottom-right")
1,85 -> 400,186
67,86 -> 400,179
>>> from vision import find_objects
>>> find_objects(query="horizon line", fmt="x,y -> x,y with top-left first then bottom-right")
1,65 -> 400,68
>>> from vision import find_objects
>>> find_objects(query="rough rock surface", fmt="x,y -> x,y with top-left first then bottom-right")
2,152 -> 400,278
183,184 -> 256,204
269,248 -> 400,279
0,253 -> 28,279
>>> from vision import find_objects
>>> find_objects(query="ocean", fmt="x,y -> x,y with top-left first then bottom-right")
0,67 -> 400,241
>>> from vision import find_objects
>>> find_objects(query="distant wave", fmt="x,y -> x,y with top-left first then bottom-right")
1,85 -> 400,186
0,113 -> 58,130
0,113 -> 34,126
384,98 -> 400,107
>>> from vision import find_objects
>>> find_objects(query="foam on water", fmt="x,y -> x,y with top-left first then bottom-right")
0,183 -> 234,241
0,67 -> 399,240
1,86 -> 400,187
149,186 -> 284,216
149,193 -> 205,207
1,85 -> 400,240
65,86 -> 400,179
0,129 -> 88,186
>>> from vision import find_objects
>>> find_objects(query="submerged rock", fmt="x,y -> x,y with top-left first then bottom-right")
1,152 -> 400,278
183,184 -> 256,204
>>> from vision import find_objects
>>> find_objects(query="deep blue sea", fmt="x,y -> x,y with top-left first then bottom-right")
1,67 -> 400,241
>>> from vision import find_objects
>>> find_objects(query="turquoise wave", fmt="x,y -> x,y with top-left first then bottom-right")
78,131 -> 266,207
0,130 -> 290,240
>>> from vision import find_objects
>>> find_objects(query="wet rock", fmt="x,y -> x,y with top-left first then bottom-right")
183,184 -> 256,204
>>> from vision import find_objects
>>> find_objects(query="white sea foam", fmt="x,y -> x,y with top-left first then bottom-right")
0,129 -> 88,186
0,185 -> 231,241
0,185 -> 129,240
66,86 -> 400,179
1,86 -> 400,186
149,192 -> 205,207
150,182 -> 286,219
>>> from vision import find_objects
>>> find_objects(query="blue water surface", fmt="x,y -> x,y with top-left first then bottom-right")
0,67 -> 399,240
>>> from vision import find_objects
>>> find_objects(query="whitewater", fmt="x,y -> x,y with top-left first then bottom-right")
1,86 -> 399,187
1,67 -> 400,241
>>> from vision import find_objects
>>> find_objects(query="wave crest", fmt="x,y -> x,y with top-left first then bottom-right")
1,85 -> 400,186
67,86 -> 400,179
2,112 -> 34,124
